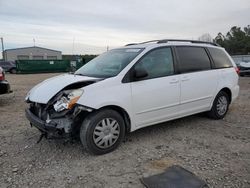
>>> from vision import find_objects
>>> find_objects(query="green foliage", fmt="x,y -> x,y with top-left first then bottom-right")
214,25 -> 250,55
62,54 -> 98,65
81,54 -> 98,64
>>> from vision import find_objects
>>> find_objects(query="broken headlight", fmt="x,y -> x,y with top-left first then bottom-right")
53,89 -> 83,112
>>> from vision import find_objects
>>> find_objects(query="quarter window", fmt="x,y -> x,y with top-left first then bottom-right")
208,48 -> 233,68
134,47 -> 174,80
176,47 -> 211,73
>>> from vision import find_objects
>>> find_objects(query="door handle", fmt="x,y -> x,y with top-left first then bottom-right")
169,79 -> 179,84
181,76 -> 190,81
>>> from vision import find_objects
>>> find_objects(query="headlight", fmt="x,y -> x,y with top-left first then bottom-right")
67,89 -> 84,109
25,92 -> 30,101
53,89 -> 84,112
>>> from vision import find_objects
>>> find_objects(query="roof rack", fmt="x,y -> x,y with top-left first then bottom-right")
125,43 -> 138,46
125,39 -> 220,47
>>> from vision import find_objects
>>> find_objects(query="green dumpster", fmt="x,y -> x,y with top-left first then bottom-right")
16,60 -> 71,74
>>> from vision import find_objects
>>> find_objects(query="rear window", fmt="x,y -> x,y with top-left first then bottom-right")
208,48 -> 233,68
176,47 -> 211,73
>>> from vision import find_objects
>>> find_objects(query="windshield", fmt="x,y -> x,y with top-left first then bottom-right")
75,48 -> 143,78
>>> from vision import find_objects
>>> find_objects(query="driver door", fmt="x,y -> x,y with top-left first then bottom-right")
130,47 -> 180,128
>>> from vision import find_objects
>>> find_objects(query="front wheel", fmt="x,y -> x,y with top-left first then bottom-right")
10,68 -> 17,74
80,109 -> 125,155
207,91 -> 229,119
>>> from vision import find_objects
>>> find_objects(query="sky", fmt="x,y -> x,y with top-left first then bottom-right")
0,0 -> 250,57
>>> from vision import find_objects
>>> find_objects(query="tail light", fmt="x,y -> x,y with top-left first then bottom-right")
0,68 -> 5,80
234,67 -> 240,75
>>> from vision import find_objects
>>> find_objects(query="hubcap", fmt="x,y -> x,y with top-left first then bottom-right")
216,96 -> 228,116
93,118 -> 120,149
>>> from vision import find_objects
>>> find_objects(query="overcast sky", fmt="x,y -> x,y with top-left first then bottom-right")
0,0 -> 250,56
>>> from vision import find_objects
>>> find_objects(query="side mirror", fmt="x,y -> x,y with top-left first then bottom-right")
134,67 -> 148,80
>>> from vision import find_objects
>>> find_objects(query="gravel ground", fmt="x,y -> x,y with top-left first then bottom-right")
0,73 -> 250,188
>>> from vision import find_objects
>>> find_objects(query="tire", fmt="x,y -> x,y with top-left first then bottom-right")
10,68 -> 17,74
80,109 -> 125,155
207,91 -> 229,119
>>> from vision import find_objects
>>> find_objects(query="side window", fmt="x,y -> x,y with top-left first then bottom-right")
208,48 -> 233,68
134,47 -> 174,80
176,47 -> 211,73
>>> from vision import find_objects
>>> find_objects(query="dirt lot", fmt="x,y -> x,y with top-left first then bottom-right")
0,73 -> 249,188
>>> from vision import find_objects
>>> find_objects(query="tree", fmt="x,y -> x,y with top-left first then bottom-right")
214,26 -> 250,55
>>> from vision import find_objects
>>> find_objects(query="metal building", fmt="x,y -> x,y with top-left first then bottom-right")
3,46 -> 62,61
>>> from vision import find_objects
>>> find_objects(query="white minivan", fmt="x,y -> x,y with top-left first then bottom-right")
25,39 -> 239,155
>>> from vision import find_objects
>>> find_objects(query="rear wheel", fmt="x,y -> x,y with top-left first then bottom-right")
80,109 -> 125,155
207,91 -> 229,119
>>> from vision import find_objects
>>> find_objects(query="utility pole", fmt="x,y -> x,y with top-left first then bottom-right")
72,37 -> 75,55
1,37 -> 5,61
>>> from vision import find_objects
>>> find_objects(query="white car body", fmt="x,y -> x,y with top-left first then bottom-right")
27,42 -> 239,132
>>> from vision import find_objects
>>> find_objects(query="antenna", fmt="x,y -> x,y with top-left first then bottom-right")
72,37 -> 75,55
1,37 -> 5,60
33,38 -> 36,46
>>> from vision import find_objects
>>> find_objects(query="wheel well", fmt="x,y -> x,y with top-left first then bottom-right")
220,88 -> 232,103
9,67 -> 16,73
99,105 -> 131,133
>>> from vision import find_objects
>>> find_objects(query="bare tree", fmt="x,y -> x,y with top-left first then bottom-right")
198,33 -> 213,42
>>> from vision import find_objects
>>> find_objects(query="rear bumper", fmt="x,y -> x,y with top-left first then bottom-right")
231,85 -> 240,103
239,67 -> 250,75
0,80 -> 11,94
239,69 -> 250,74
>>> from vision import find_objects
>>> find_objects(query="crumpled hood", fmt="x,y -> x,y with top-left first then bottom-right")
27,74 -> 100,104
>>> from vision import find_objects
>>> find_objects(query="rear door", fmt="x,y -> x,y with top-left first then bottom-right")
175,46 -> 219,115
130,47 -> 181,127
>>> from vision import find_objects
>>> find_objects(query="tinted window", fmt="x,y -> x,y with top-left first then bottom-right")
208,48 -> 233,68
134,47 -> 174,80
176,47 -> 211,73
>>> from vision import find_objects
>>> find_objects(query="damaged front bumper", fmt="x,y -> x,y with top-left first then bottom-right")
25,109 -> 72,143
25,103 -> 93,140
25,108 -> 57,134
